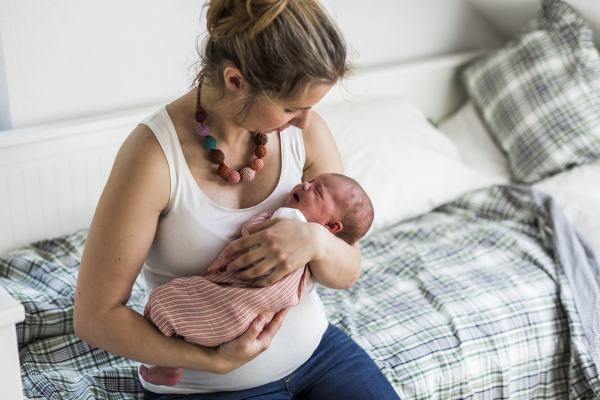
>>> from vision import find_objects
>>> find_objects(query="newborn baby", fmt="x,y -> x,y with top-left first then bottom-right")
141,173 -> 374,386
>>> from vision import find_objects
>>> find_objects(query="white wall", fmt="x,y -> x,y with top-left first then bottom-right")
0,28 -> 10,131
468,0 -> 600,50
0,0 -> 505,132
322,0 -> 504,68
0,0 -> 202,131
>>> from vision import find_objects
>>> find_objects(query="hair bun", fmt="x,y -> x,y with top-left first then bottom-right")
206,0 -> 289,39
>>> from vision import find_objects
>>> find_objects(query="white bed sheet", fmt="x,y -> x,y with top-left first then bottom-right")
438,100 -> 600,251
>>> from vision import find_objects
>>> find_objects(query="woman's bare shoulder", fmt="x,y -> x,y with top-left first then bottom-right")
107,124 -> 171,210
120,124 -> 166,165
301,110 -> 344,180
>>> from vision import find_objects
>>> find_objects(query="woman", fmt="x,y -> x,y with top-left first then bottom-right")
74,0 -> 399,398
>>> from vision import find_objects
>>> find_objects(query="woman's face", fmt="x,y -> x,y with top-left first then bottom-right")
238,83 -> 332,134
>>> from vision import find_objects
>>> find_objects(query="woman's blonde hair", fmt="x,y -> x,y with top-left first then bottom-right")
194,0 -> 354,115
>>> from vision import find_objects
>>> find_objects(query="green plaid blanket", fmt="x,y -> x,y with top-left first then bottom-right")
1,185 -> 598,399
0,231 -> 146,399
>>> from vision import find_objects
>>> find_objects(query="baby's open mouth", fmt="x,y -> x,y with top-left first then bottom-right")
293,191 -> 300,201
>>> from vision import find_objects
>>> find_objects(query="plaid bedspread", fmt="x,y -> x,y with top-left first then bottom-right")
1,185 -> 599,399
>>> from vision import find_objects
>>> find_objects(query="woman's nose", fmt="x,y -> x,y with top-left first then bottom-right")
292,110 -> 311,130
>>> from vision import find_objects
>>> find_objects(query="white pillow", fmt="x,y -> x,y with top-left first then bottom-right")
533,160 -> 600,251
315,98 -> 501,233
439,99 -> 600,251
437,100 -> 511,182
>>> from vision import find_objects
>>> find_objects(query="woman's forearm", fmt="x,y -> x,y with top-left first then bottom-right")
308,226 -> 362,289
74,304 -> 222,373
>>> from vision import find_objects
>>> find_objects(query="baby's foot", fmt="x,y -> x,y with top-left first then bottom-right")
139,364 -> 184,386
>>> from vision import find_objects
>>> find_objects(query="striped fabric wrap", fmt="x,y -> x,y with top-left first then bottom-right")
1,185 -> 599,399
144,211 -> 313,347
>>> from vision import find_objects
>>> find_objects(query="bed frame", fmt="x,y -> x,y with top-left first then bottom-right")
0,49 -> 485,397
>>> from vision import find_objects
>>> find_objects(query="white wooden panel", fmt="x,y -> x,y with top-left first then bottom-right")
0,174 -> 14,251
23,167 -> 46,241
85,153 -> 104,222
39,160 -> 62,240
0,149 -> 122,254
6,170 -> 30,247
55,160 -> 77,236
71,156 -> 91,230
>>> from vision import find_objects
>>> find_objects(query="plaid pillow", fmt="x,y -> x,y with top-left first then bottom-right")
461,0 -> 600,183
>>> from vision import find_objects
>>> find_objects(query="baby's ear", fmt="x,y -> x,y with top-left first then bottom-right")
325,220 -> 343,233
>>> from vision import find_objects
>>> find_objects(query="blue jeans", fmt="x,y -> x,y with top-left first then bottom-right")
143,324 -> 400,400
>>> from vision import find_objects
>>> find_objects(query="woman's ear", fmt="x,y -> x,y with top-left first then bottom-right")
325,220 -> 343,234
223,65 -> 245,92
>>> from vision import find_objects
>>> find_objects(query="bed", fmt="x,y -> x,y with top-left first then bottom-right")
2,1 -> 600,399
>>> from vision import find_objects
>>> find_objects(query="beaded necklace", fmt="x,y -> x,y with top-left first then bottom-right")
195,76 -> 268,183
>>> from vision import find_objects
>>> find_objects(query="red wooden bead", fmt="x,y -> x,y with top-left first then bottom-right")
251,158 -> 264,171
217,164 -> 230,179
255,144 -> 267,159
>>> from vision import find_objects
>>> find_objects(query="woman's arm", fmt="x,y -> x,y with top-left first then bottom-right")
74,125 -> 285,374
299,111 -> 362,288
224,112 -> 362,289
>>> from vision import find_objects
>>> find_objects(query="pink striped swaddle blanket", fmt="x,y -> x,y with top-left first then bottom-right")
144,211 -> 313,347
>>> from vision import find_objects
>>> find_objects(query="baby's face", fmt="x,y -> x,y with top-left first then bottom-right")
284,173 -> 345,225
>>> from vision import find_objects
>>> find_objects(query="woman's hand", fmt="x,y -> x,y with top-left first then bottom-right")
213,308 -> 289,374
221,218 -> 324,287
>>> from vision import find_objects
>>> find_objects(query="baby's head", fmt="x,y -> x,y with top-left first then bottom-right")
285,173 -> 374,244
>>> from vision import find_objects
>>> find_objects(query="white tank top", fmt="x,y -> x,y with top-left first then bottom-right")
138,106 -> 328,394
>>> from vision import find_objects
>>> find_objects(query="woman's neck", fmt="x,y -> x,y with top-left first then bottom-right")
195,80 -> 250,147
